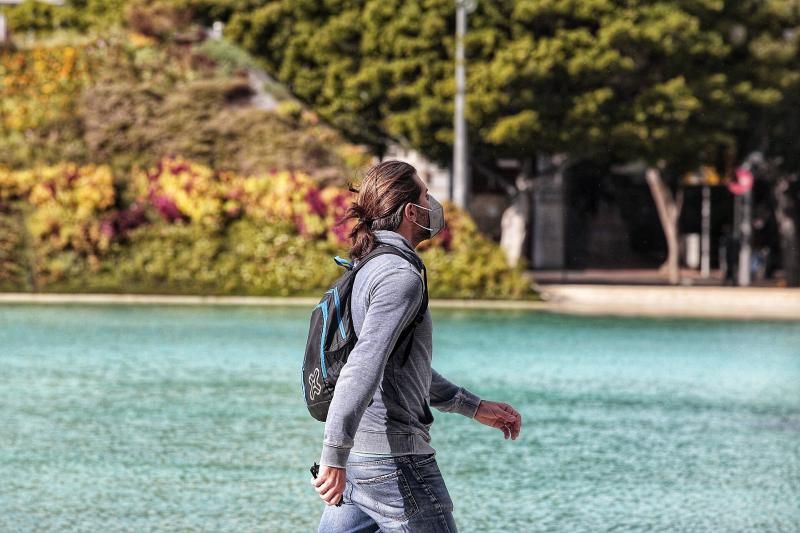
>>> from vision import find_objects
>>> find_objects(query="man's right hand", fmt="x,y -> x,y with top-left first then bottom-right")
474,400 -> 522,440
311,464 -> 346,506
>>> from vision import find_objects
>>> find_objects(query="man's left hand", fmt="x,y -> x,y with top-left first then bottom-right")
312,465 -> 346,506
474,400 -> 522,440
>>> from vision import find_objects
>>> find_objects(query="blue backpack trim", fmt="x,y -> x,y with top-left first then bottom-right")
334,256 -> 352,269
326,287 -> 347,339
315,303 -> 329,379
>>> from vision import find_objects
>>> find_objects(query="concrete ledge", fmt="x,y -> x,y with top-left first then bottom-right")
0,292 -> 546,310
0,292 -> 320,307
538,285 -> 800,321
1,288 -> 797,320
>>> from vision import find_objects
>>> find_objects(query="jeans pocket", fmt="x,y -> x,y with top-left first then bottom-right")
351,466 -> 420,521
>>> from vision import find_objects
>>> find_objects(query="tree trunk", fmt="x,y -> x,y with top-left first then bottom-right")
499,160 -> 534,268
500,179 -> 531,268
468,157 -> 526,267
773,173 -> 800,287
645,167 -> 682,285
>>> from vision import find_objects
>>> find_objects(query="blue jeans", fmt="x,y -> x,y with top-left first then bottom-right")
318,453 -> 458,532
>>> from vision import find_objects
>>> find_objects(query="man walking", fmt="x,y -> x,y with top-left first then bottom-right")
312,160 -> 522,532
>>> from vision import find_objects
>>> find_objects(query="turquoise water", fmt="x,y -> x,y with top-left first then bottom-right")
1,304 -> 799,532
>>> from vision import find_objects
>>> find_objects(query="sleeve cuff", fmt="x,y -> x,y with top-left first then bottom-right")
320,444 -> 351,469
456,388 -> 482,418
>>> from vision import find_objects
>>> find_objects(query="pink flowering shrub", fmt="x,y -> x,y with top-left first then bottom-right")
132,156 -> 354,243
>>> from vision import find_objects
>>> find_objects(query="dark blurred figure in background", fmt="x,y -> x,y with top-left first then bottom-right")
720,224 -> 740,286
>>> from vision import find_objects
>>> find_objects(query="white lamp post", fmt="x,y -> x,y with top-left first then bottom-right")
452,0 -> 477,209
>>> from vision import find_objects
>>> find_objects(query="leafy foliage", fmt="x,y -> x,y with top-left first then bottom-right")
0,206 -> 30,291
0,45 -> 93,132
3,0 -> 94,34
0,163 -> 116,285
0,4 -> 536,298
6,1 -> 800,173
0,33 -> 373,182
0,158 -> 535,298
226,0 -> 800,173
2,0 -> 256,35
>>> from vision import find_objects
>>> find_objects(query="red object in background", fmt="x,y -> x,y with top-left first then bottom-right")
729,167 -> 754,196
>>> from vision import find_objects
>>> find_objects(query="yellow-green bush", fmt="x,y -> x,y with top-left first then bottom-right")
0,163 -> 117,286
0,44 -> 93,132
45,219 -> 341,296
1,163 -> 115,246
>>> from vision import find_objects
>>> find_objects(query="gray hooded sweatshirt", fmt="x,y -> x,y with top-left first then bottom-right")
320,230 -> 482,468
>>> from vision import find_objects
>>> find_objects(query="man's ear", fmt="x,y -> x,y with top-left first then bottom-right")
403,202 -> 415,224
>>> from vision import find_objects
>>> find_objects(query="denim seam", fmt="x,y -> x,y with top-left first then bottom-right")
353,469 -> 406,487
350,456 -> 412,466
408,461 -> 452,532
409,461 -> 442,511
414,455 -> 437,467
385,468 -> 420,522
399,469 -> 421,522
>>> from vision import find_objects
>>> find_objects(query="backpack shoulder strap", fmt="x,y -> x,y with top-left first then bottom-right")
352,244 -> 427,314
351,244 -> 409,272
347,243 -> 428,366
370,244 -> 429,363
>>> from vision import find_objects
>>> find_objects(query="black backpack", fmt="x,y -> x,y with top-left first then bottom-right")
302,244 -> 428,422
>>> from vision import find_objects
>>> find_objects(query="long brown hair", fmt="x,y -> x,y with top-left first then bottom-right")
344,160 -> 421,261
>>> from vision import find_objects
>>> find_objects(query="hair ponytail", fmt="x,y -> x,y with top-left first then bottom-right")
345,203 -> 376,261
342,161 -> 421,261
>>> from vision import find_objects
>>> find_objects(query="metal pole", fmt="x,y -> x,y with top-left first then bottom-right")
701,185 -> 711,278
452,1 -> 470,209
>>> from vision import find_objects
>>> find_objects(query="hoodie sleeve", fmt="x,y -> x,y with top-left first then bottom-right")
319,265 -> 424,468
429,368 -> 482,418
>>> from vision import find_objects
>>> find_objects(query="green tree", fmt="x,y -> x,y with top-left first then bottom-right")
225,1 -> 764,161
226,0 -> 799,284
3,0 -> 127,35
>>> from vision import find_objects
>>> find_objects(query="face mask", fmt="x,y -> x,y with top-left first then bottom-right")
409,196 -> 445,240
